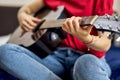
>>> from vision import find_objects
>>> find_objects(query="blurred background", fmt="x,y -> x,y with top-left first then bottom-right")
0,0 -> 33,45
0,0 -> 120,46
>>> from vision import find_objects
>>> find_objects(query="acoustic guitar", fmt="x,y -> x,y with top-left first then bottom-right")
8,6 -> 120,58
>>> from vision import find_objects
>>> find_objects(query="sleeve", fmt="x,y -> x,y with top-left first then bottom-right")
90,48 -> 106,58
94,0 -> 113,15
43,0 -> 61,10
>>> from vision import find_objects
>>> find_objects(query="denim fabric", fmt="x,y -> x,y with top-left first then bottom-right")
73,54 -> 111,80
0,43 -> 111,80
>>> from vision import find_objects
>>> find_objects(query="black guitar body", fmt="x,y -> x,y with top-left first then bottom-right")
26,6 -> 68,58
25,28 -> 66,58
8,6 -> 66,58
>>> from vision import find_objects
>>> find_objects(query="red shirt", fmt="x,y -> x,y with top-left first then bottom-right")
44,0 -> 114,58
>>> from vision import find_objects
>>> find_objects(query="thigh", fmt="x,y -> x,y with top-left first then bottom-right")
73,54 -> 111,80
0,43 -> 42,63
0,43 -> 63,80
42,53 -> 65,78
10,44 -> 65,78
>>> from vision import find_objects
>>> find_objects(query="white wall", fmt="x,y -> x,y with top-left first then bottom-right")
0,0 -> 119,9
0,0 -> 33,45
0,0 -> 34,7
113,0 -> 120,15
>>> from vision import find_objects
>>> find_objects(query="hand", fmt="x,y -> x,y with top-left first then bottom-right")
62,16 -> 93,42
18,12 -> 41,32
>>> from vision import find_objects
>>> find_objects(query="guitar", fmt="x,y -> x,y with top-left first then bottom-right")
8,6 -> 66,58
8,6 -> 65,46
8,6 -> 120,58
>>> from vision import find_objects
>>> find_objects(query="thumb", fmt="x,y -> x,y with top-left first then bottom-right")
32,17 -> 41,23
86,26 -> 93,33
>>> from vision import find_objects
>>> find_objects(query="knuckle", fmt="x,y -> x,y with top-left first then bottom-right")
73,19 -> 76,23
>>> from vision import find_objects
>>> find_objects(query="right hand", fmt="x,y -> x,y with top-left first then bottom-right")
18,12 -> 41,32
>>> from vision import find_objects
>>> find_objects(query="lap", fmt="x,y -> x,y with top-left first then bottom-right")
0,43 -> 111,80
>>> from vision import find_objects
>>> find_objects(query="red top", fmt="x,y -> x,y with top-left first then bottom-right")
44,0 -> 114,58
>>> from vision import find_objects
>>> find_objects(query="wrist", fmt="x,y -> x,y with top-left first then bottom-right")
83,35 -> 93,44
17,10 -> 29,20
18,10 -> 29,14
18,10 -> 29,18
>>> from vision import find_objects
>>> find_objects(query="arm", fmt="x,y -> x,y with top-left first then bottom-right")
18,0 -> 45,14
62,16 -> 111,52
86,32 -> 111,51
17,0 -> 46,32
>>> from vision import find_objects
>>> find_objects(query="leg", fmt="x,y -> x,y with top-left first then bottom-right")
73,54 -> 111,80
0,43 -> 62,80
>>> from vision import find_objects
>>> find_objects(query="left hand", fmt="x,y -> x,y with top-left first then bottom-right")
62,16 -> 93,42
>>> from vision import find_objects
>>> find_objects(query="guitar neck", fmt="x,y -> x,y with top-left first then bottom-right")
40,15 -> 98,29
39,15 -> 120,34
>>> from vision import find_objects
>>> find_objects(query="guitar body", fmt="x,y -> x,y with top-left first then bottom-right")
8,6 -> 65,58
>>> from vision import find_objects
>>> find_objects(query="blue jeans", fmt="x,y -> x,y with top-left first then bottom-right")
0,43 -> 111,80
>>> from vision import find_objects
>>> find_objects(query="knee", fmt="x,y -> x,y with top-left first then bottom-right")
0,43 -> 19,51
74,54 -> 100,68
73,54 -> 97,80
0,43 -> 22,57
73,54 -> 102,78
73,54 -> 110,80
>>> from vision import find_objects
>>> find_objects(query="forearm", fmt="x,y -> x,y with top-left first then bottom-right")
18,0 -> 45,15
84,32 -> 112,52
62,17 -> 112,52
17,0 -> 46,32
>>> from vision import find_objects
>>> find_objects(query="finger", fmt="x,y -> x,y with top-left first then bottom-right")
62,24 -> 68,32
72,17 -> 81,32
21,25 -> 30,32
62,18 -> 70,33
22,21 -> 35,31
32,17 -> 41,23
85,26 -> 93,33
66,16 -> 75,33
25,19 -> 37,27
